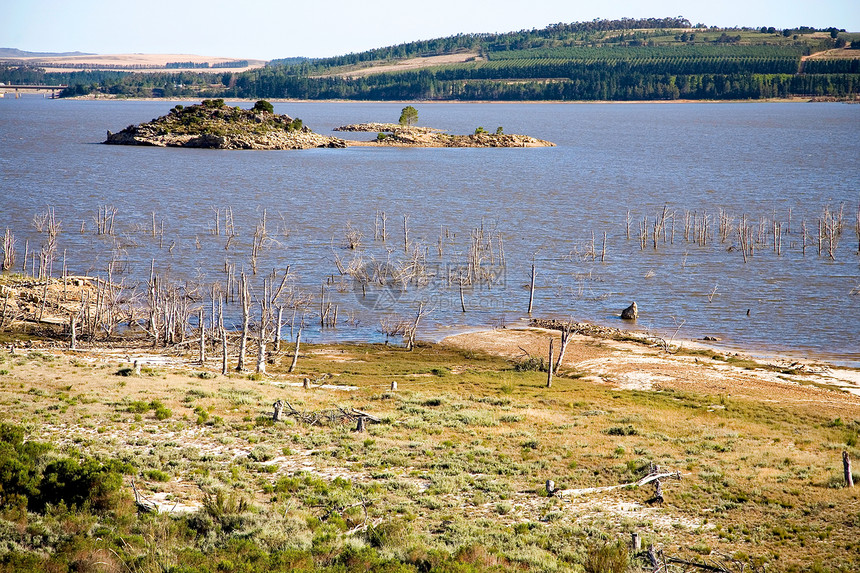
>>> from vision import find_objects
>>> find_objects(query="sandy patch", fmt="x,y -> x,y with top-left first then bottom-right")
443,327 -> 860,412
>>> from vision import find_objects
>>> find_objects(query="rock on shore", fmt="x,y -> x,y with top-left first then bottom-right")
104,100 -> 347,149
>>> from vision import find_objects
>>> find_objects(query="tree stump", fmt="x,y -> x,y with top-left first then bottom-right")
273,400 -> 284,422
653,479 -> 664,504
546,479 -> 555,496
355,416 -> 366,433
844,451 -> 854,488
631,532 -> 641,552
390,381 -> 398,391
134,360 -> 141,376
303,378 -> 310,389
647,545 -> 658,570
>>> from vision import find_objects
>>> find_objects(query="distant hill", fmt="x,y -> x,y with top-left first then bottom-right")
0,48 -> 95,58
2,17 -> 859,101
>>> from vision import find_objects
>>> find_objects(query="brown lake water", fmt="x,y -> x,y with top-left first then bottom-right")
1,97 -> 858,365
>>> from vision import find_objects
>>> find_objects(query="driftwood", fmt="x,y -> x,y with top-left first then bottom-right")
273,401 -> 381,428
636,545 -> 749,573
552,470 -> 682,499
131,479 -> 157,514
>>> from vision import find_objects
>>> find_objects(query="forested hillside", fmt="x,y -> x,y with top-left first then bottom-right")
3,17 -> 859,101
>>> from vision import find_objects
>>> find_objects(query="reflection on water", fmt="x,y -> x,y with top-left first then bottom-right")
1,97 -> 858,365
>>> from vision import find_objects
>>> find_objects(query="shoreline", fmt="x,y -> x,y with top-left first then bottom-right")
439,326 -> 860,399
428,317 -> 860,371
2,273 -> 858,371
55,95 -> 846,105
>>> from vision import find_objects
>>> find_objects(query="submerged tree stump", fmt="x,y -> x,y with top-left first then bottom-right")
621,301 -> 638,320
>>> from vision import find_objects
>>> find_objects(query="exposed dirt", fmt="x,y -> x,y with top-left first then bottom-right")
317,52 -> 482,79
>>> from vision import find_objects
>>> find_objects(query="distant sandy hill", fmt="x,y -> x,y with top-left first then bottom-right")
0,51 -> 266,73
0,48 -> 95,58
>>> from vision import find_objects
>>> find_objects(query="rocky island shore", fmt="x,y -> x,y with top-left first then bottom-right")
335,122 -> 555,147
103,100 -> 555,150
104,99 -> 348,149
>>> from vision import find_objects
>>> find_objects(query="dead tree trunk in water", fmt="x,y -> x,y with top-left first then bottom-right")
198,309 -> 206,364
256,302 -> 267,375
220,297 -> 228,376
237,272 -> 249,371
527,262 -> 536,314
275,307 -> 283,350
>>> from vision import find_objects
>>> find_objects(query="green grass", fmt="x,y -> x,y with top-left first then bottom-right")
0,341 -> 856,572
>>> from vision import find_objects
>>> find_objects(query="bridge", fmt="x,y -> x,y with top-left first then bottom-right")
0,84 -> 68,98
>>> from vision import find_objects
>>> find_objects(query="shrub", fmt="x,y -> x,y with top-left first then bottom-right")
145,469 -> 170,482
584,540 -> 629,573
1,424 -> 129,514
514,356 -> 546,372
252,100 -> 274,114
606,425 -> 638,436
154,406 -> 172,420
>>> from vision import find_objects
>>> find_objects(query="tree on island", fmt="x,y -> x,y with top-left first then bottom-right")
399,105 -> 418,127
252,100 -> 274,114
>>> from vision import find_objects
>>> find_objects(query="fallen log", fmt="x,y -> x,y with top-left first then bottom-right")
553,470 -> 682,498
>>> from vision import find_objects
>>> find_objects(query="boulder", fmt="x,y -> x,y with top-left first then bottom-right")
621,301 -> 638,320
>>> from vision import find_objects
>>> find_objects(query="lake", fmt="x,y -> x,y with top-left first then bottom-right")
1,97 -> 858,365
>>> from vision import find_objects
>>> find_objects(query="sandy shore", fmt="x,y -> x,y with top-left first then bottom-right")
441,326 -> 860,405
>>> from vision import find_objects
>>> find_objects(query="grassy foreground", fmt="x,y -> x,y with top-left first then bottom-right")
0,337 -> 858,572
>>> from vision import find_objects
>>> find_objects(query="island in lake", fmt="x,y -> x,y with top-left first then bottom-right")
103,100 -> 555,149
335,122 -> 555,148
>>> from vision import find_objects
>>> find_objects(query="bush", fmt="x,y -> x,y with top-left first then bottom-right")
252,99 -> 274,114
606,425 -> 638,436
584,540 -> 629,573
0,424 -> 129,514
514,356 -> 546,372
154,406 -> 172,420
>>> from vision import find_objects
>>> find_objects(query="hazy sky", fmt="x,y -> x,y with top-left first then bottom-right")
3,0 -> 858,59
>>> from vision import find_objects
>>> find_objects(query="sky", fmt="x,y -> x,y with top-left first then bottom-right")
2,0 -> 858,60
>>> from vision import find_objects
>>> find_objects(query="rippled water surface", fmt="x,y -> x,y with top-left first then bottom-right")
1,97 -> 858,364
